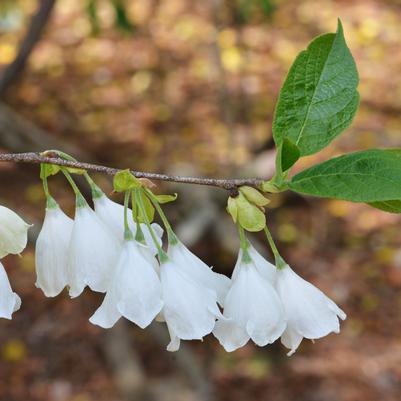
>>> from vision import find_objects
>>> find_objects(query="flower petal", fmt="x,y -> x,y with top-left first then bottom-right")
277,266 -> 346,341
90,240 -> 163,329
115,242 -> 163,328
247,244 -> 277,284
0,205 -> 30,258
280,327 -> 303,356
217,255 -> 286,350
161,260 -> 220,341
244,267 -> 287,346
168,241 -> 230,305
166,322 -> 181,352
68,204 -> 121,297
213,319 -> 250,352
35,205 -> 73,297
0,262 -> 21,320
89,291 -> 121,329
327,297 -> 347,321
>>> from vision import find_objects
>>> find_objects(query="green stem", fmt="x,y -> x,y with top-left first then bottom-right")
238,225 -> 249,249
130,192 -> 146,244
123,191 -> 133,240
42,175 -> 50,198
44,150 -> 102,201
62,169 -> 80,195
57,151 -> 103,200
263,226 -> 286,269
135,189 -> 168,262
40,166 -> 57,209
145,188 -> 177,244
62,169 -> 87,207
237,225 -> 252,263
84,172 -> 104,199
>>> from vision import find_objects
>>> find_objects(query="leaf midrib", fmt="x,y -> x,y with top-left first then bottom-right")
295,35 -> 335,147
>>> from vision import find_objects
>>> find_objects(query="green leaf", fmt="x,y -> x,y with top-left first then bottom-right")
289,149 -> 401,202
281,139 -> 300,172
236,193 -> 266,232
113,169 -> 141,192
40,163 -> 60,179
155,193 -> 178,204
369,200 -> 401,213
239,186 -> 270,206
273,20 -> 359,156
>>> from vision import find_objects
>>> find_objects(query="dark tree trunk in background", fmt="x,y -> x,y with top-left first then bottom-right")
0,0 -> 56,96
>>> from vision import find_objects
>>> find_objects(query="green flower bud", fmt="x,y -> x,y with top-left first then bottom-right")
236,193 -> 266,232
239,186 -> 270,207
226,196 -> 238,223
113,169 -> 141,192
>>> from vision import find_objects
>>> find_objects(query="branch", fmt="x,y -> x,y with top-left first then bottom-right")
0,152 -> 266,190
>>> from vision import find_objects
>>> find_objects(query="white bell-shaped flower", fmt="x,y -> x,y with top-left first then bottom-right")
68,202 -> 121,297
35,202 -> 74,297
93,192 -> 163,254
0,205 -> 30,258
167,240 -> 230,305
232,242 -> 277,284
90,238 -> 163,329
160,257 -> 224,352
0,262 -> 21,319
213,248 -> 286,352
276,265 -> 346,356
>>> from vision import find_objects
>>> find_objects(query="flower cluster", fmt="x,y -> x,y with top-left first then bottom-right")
0,205 -> 30,319
214,241 -> 346,355
35,175 -> 230,351
0,161 -> 347,355
35,191 -> 163,298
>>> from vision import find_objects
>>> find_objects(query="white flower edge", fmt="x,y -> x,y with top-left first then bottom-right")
68,204 -> 121,297
160,259 -> 225,351
90,239 -> 163,329
0,205 -> 31,258
276,265 -> 346,356
231,244 -> 277,284
167,240 -> 230,305
213,251 -> 286,352
0,262 -> 21,319
35,204 -> 74,297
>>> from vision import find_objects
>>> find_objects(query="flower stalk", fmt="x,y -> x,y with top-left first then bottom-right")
263,226 -> 286,269
145,188 -> 177,245
237,225 -> 252,263
123,191 -> 133,241
62,169 -> 87,207
135,189 -> 168,263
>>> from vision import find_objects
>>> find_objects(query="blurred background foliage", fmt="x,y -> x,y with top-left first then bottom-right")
1,1 -> 401,401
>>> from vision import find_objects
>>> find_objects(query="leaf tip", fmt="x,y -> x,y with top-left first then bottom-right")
336,18 -> 343,33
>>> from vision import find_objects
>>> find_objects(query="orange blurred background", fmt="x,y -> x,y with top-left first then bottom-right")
1,1 -> 401,400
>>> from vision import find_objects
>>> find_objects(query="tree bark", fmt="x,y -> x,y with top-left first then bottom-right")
0,0 -> 56,96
